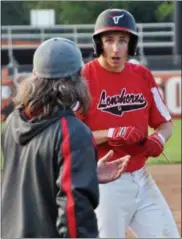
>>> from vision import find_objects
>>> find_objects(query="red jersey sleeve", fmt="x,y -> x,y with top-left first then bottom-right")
145,68 -> 172,129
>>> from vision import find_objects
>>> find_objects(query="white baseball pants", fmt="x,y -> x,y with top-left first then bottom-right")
95,166 -> 180,238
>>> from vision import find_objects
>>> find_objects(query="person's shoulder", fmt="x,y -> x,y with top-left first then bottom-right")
4,111 -> 17,127
83,59 -> 98,74
66,116 -> 93,147
72,116 -> 92,137
126,62 -> 154,83
126,61 -> 151,74
84,58 -> 97,68
2,111 -> 19,138
83,59 -> 99,86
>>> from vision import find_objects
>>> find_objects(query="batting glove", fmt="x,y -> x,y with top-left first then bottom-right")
107,126 -> 145,146
140,132 -> 165,158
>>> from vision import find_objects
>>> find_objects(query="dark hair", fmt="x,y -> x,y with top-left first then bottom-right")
13,70 -> 91,120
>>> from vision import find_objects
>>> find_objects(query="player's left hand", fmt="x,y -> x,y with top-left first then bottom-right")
139,132 -> 164,158
97,150 -> 130,184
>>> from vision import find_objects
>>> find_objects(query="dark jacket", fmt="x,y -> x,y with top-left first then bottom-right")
1,109 -> 99,238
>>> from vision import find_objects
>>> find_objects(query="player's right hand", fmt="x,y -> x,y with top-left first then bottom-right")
107,126 -> 145,146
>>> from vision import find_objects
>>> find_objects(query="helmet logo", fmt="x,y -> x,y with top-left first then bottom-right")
110,14 -> 124,24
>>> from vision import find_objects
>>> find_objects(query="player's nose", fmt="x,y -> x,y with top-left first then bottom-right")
112,42 -> 120,53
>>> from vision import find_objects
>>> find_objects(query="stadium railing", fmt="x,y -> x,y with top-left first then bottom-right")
2,22 -> 175,59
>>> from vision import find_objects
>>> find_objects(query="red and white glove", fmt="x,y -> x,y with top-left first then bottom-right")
107,126 -> 145,146
140,132 -> 165,158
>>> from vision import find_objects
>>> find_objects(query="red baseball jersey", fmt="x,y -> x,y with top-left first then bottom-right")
82,59 -> 171,172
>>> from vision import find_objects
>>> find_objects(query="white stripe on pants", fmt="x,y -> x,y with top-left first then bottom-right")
95,166 -> 180,238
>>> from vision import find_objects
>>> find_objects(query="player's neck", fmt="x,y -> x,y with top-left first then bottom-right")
98,56 -> 125,73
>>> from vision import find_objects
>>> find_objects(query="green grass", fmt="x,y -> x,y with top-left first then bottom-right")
1,119 -> 181,170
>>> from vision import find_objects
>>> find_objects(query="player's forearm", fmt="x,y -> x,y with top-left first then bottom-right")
155,121 -> 173,144
92,130 -> 108,145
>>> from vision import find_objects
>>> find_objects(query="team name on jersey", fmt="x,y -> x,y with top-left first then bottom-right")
97,88 -> 147,116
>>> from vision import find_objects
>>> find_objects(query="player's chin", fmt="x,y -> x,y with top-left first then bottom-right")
110,60 -> 121,67
109,62 -> 123,71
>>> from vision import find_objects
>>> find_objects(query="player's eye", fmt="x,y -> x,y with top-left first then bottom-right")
119,39 -> 128,44
105,38 -> 114,42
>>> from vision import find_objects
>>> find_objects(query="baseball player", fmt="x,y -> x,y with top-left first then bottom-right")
81,9 -> 180,238
1,37 -> 130,238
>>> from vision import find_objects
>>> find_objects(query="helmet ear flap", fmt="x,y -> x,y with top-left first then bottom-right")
93,36 -> 103,57
128,35 -> 138,56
